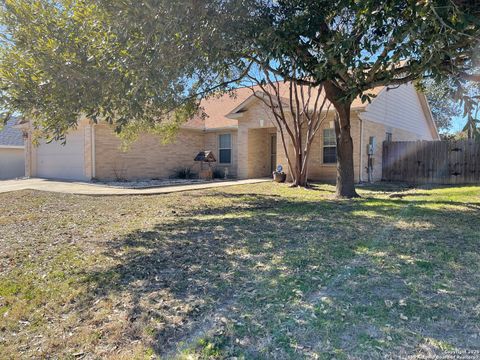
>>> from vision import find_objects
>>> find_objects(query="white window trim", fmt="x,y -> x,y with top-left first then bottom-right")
218,133 -> 232,165
322,128 -> 337,166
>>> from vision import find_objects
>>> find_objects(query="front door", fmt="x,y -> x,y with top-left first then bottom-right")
270,134 -> 277,173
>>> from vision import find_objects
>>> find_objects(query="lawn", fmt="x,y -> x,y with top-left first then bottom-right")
0,183 -> 479,359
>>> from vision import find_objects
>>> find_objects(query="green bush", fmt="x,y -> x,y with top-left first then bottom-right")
172,167 -> 198,179
212,168 -> 225,179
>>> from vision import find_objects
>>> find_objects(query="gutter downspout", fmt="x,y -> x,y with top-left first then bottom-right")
91,124 -> 96,179
357,112 -> 365,183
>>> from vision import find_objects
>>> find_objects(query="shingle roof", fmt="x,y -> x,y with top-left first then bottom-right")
184,87 -> 254,130
183,84 -> 386,131
0,118 -> 24,147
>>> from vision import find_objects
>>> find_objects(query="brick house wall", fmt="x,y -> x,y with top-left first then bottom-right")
235,100 -> 278,178
235,98 -> 359,182
359,118 -> 425,182
93,124 -> 204,180
203,130 -> 238,178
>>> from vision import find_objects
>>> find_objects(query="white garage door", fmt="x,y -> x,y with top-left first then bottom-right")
0,148 -> 25,179
36,128 -> 86,180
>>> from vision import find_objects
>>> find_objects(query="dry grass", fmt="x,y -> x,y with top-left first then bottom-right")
0,183 -> 479,359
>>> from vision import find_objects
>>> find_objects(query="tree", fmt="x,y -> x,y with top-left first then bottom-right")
249,1 -> 479,197
421,66 -> 480,139
245,72 -> 331,187
1,1 -> 479,198
421,79 -> 463,136
461,80 -> 480,139
0,0 -> 254,140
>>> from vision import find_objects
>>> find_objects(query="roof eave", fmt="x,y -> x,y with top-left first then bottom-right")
204,126 -> 238,132
416,91 -> 440,140
0,145 -> 24,149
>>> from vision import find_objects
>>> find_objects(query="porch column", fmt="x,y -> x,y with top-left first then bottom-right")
237,125 -> 249,179
24,131 -> 31,178
84,125 -> 93,180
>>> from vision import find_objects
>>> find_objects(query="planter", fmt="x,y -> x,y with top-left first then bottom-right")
273,171 -> 287,183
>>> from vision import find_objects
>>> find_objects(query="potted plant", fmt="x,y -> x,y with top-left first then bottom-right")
273,165 -> 286,183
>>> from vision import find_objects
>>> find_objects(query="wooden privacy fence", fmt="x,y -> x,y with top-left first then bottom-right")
382,140 -> 480,184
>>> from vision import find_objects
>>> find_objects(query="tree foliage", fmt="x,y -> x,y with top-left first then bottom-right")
0,0 -> 256,141
420,79 -> 462,135
421,66 -> 480,139
244,1 -> 478,196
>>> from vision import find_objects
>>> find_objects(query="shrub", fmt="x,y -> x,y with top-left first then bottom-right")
212,168 -> 225,179
172,167 -> 197,179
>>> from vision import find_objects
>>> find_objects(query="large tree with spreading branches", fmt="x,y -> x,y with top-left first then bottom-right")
1,0 -> 479,197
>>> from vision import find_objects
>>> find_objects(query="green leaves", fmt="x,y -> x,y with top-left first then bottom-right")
0,0 -> 242,140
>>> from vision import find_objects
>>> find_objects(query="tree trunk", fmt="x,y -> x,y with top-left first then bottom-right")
323,81 -> 360,199
334,104 -> 359,198
291,150 -> 308,187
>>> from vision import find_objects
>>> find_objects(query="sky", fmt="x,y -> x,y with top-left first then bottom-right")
451,115 -> 468,133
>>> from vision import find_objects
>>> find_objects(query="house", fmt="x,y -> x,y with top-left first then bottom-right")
22,82 -> 439,182
0,118 -> 25,180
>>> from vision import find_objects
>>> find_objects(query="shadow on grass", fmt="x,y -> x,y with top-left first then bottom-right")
83,190 -> 480,358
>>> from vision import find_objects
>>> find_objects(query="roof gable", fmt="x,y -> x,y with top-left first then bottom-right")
363,83 -> 439,140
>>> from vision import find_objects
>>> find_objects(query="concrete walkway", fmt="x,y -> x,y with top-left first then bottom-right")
0,178 -> 271,196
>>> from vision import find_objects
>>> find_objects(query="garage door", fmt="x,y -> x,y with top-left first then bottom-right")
36,128 -> 86,180
0,148 -> 25,179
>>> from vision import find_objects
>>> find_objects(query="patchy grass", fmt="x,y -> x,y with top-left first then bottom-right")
0,183 -> 479,359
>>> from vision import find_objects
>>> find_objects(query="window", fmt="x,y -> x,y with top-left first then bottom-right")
386,132 -> 393,142
219,134 -> 232,164
323,128 -> 337,164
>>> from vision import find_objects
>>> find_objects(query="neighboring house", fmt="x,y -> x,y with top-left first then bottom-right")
0,118 -> 25,180
22,82 -> 438,182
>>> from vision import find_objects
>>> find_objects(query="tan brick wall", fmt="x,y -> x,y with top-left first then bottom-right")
236,99 -> 278,178
203,130 -> 238,177
275,131 -> 290,175
94,125 -> 204,180
247,128 -> 276,178
306,114 -> 339,182
237,125 -> 249,179
25,102 -> 424,183
359,118 -> 423,182
273,113 -> 356,183
236,104 -> 371,183
236,100 -> 346,182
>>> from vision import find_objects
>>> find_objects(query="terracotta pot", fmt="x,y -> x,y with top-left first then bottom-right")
273,172 -> 286,183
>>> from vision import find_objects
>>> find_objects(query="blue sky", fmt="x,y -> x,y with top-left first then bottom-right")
450,115 -> 467,133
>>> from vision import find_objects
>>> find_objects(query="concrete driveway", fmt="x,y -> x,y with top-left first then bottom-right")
0,178 -> 271,196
